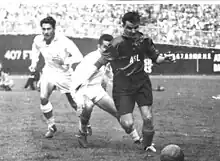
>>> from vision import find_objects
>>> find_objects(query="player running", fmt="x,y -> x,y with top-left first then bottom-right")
29,16 -> 89,138
71,12 -> 175,152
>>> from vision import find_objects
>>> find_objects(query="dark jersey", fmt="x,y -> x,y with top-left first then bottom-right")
94,32 -> 159,93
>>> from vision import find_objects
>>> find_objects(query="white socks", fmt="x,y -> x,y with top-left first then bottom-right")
46,116 -> 55,128
129,129 -> 140,142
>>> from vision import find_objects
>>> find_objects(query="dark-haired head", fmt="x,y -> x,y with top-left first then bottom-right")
122,11 -> 140,26
40,16 -> 56,29
98,34 -> 113,45
98,34 -> 113,52
40,16 -> 56,42
122,11 -> 141,38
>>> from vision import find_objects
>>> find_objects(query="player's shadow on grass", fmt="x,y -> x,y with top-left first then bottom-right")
33,130 -> 134,151
32,129 -> 164,155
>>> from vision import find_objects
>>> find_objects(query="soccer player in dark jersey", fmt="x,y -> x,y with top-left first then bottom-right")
72,11 -> 175,152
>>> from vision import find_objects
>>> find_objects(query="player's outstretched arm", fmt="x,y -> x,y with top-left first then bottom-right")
64,38 -> 83,66
29,36 -> 41,72
143,37 -> 175,64
71,62 -> 100,91
71,42 -> 117,91
156,54 -> 176,64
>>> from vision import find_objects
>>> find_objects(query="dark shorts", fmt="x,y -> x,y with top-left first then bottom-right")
113,78 -> 153,116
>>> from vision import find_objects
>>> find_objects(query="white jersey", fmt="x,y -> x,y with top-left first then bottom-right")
31,33 -> 83,73
74,49 -> 106,86
31,33 -> 83,93
72,49 -> 110,105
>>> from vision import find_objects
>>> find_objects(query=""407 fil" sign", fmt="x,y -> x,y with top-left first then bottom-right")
4,50 -> 31,60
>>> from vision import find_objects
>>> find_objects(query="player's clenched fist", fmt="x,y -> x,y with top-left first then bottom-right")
164,54 -> 176,63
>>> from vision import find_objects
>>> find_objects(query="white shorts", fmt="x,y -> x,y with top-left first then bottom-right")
75,84 -> 107,104
40,68 -> 72,93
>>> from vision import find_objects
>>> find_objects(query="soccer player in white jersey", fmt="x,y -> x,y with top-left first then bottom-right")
71,34 -> 141,148
29,16 -> 85,138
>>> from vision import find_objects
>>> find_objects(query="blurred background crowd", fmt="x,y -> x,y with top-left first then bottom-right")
0,2 -> 220,48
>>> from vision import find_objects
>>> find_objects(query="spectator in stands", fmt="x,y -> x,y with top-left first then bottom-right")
1,3 -> 220,48
0,62 -> 14,91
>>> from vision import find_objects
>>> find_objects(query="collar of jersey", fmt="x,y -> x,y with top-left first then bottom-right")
43,32 -> 59,44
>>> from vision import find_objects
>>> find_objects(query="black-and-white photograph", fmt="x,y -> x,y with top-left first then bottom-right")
0,1 -> 219,161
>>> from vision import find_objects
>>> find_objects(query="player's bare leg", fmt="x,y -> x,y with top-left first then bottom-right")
65,92 -> 91,138
78,93 -> 141,148
115,95 -> 142,146
96,95 -> 142,145
65,93 -> 78,111
139,105 -> 156,152
65,92 -> 92,135
78,93 -> 119,138
76,97 -> 94,148
40,79 -> 57,138
119,113 -> 142,145
95,94 -> 119,120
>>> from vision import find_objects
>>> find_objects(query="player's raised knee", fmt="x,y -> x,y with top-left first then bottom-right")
120,119 -> 134,133
40,97 -> 52,113
40,101 -> 53,113
40,97 -> 49,105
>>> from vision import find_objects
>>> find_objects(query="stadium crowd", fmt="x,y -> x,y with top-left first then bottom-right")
0,2 -> 220,48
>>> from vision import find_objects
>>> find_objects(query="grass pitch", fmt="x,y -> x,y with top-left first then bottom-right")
0,76 -> 219,161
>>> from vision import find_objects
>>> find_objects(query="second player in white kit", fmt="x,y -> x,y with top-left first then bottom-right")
29,16 -> 83,138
